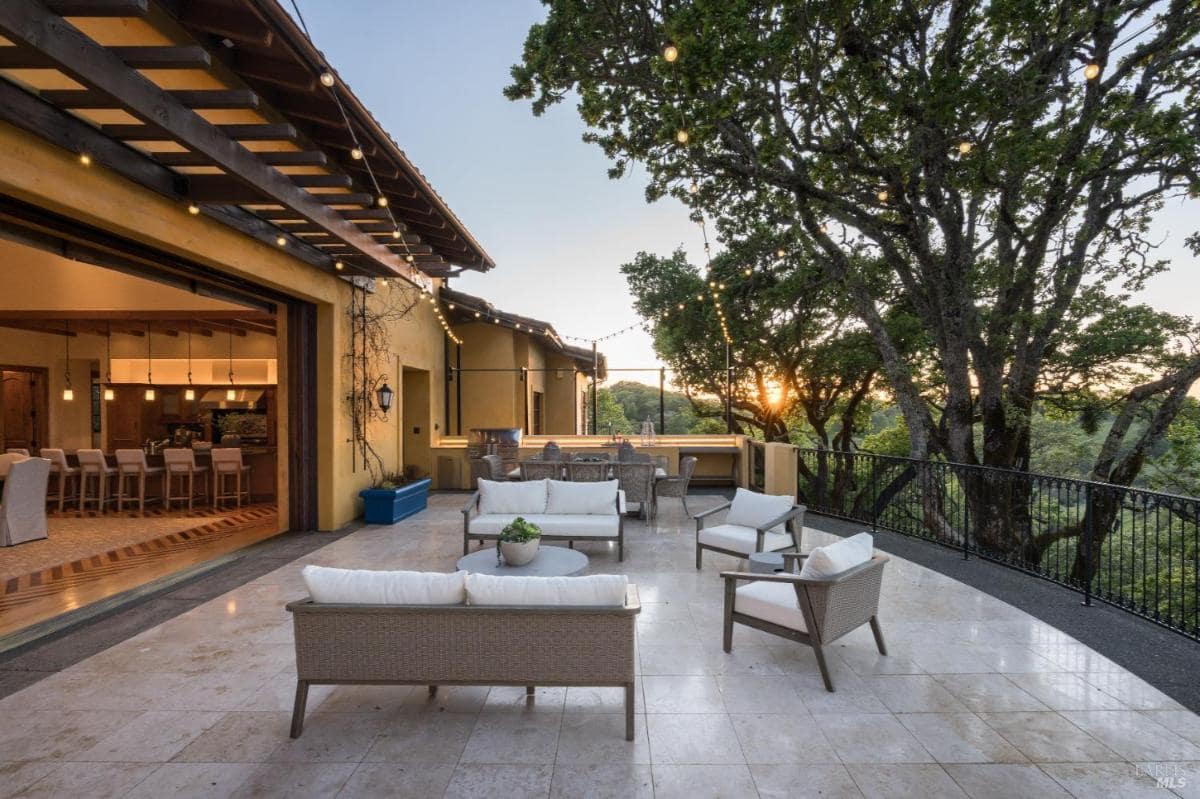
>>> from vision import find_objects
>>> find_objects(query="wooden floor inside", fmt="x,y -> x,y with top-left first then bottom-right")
0,505 -> 280,639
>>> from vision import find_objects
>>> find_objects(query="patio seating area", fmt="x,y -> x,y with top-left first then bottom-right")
1,492 -> 1197,798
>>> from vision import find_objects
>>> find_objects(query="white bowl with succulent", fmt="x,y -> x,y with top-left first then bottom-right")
497,517 -> 542,567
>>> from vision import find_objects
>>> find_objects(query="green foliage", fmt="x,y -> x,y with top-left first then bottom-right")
499,517 -> 542,543
861,416 -> 912,457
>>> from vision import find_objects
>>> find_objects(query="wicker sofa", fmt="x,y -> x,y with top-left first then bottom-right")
288,567 -> 641,739
463,478 -> 625,560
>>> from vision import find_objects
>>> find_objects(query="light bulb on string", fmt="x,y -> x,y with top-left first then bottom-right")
877,189 -> 889,202
79,152 -> 91,166
392,228 -> 402,239
350,147 -> 363,160
334,261 -> 344,271
776,248 -> 786,258
744,268 -> 752,276
319,70 -> 335,87
276,235 -> 287,247
675,129 -> 689,145
376,195 -> 388,208
1084,63 -> 1101,80
688,180 -> 699,194
662,44 -> 678,62
188,203 -> 200,215
958,141 -> 973,155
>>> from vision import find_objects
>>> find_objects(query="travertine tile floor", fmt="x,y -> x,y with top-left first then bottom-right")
2,493 -> 1198,798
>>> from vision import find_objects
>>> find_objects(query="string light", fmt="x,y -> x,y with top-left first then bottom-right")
818,223 -> 828,234
350,147 -> 363,160
662,44 -> 678,62
319,70 -> 335,87
688,180 -> 699,194
187,203 -> 200,215
79,152 -> 91,166
675,129 -> 689,145
392,228 -> 402,239
776,248 -> 786,258
276,235 -> 287,246
958,141 -> 972,155
376,195 -> 389,208
334,260 -> 344,271
1084,63 -> 1101,80
744,268 -> 752,276
877,189 -> 889,202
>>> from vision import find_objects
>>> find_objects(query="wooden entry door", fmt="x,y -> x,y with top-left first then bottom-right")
1,368 -> 47,451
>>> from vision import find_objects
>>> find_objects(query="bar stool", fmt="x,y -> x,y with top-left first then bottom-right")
40,448 -> 79,513
114,449 -> 164,513
163,448 -> 209,512
211,447 -> 251,509
77,449 -> 117,512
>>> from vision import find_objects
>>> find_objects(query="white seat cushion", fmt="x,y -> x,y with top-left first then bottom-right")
466,573 -> 628,606
735,580 -> 806,631
546,479 -> 619,515
799,533 -> 874,580
698,523 -> 793,555
302,566 -> 466,605
478,478 -> 547,515
725,488 -> 794,533
469,513 -> 619,538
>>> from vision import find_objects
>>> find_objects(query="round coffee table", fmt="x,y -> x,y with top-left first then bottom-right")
457,545 -> 589,576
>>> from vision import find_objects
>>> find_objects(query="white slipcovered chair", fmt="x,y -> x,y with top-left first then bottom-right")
77,449 -> 117,512
163,448 -> 209,511
0,452 -> 30,480
695,488 -> 805,569
40,448 -> 79,513
114,449 -> 164,513
211,447 -> 251,508
1,457 -> 51,546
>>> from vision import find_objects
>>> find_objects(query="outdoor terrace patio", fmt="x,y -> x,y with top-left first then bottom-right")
1,492 -> 1198,799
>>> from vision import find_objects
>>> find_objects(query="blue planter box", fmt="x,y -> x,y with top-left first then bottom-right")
359,478 -> 431,524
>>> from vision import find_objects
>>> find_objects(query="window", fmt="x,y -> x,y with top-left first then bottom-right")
532,391 -> 544,435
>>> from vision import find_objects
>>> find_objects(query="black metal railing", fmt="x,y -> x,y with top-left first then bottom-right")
748,440 -> 766,492
795,449 -> 1200,641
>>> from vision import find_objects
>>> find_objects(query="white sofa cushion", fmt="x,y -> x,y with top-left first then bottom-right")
469,514 -> 619,538
466,573 -> 628,606
698,523 -> 794,555
725,488 -> 794,532
546,479 -> 619,515
735,580 -> 806,631
302,566 -> 466,605
799,533 -> 874,580
478,478 -> 547,515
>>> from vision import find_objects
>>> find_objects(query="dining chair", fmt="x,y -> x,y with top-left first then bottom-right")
615,462 -> 656,520
519,461 -> 561,481
566,461 -> 609,482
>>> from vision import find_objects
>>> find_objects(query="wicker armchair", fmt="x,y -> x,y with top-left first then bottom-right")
541,442 -> 562,461
520,461 -> 563,481
655,456 -> 697,516
469,454 -> 507,488
567,461 -> 610,482
615,462 -> 655,519
721,554 -> 888,691
616,441 -> 636,462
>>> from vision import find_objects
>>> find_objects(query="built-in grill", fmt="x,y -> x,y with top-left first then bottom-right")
467,428 -> 523,466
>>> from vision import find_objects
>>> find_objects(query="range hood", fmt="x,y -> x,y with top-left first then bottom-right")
199,388 -> 265,408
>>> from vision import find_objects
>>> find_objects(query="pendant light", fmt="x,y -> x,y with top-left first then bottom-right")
144,322 -> 155,401
184,321 -> 195,401
226,325 -> 236,401
103,322 -> 115,401
62,320 -> 74,401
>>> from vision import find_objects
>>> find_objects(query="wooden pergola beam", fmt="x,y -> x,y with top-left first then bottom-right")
0,1 -> 405,275
157,149 -> 327,167
45,0 -> 148,16
41,88 -> 260,109
0,45 -> 212,69
102,122 -> 298,141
